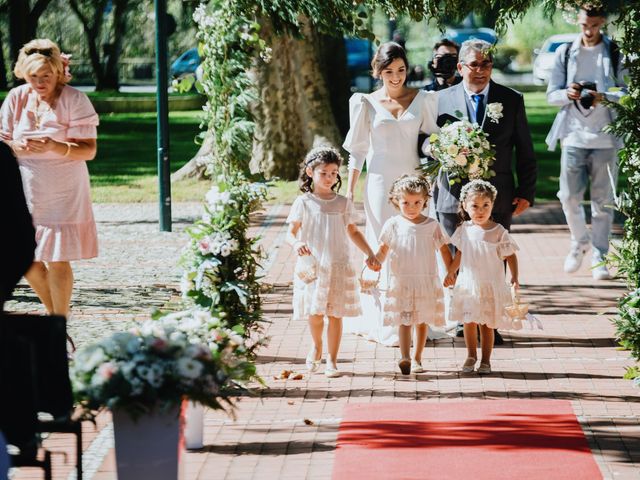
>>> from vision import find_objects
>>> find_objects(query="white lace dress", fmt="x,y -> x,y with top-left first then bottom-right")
379,216 -> 449,327
342,90 -> 439,345
449,221 -> 519,329
287,193 -> 362,320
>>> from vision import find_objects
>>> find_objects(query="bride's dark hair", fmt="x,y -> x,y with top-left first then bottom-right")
299,146 -> 343,193
371,41 -> 409,79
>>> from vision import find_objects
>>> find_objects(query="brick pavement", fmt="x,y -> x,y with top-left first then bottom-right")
8,201 -> 640,480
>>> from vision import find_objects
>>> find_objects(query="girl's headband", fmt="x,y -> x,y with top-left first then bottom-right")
459,179 -> 497,203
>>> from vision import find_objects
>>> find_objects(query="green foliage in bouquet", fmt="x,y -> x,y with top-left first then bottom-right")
71,310 -> 260,421
421,120 -> 496,185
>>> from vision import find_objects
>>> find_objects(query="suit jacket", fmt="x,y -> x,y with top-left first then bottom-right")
434,80 -> 537,218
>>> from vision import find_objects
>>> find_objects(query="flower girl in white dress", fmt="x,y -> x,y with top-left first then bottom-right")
286,147 -> 380,378
375,175 -> 453,375
444,180 -> 520,375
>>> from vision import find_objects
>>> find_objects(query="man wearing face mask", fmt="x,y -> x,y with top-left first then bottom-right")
546,7 -> 627,281
424,39 -> 462,92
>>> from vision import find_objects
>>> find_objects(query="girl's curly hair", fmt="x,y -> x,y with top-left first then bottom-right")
458,179 -> 498,223
388,174 -> 431,209
299,146 -> 343,193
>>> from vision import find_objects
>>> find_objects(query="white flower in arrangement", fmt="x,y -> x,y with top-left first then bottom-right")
486,102 -> 503,123
260,47 -> 273,63
454,154 -> 467,166
420,119 -> 496,183
177,357 -> 204,379
83,346 -> 107,371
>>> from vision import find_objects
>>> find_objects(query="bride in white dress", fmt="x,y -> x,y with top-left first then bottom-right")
342,41 -> 442,346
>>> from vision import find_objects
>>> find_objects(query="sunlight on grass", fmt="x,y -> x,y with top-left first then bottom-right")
87,92 -> 609,204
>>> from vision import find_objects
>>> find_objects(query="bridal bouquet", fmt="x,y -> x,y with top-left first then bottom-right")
421,120 -> 496,184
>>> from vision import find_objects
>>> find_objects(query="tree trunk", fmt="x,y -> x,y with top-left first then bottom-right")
0,31 -> 8,90
6,0 -> 53,85
317,34 -> 351,137
170,132 -> 214,181
250,19 -> 342,180
102,0 -> 131,91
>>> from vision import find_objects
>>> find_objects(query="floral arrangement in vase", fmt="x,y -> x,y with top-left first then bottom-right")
71,309 -> 260,420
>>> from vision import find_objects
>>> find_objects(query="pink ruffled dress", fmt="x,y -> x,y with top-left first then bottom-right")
449,221 -> 519,329
0,84 -> 99,261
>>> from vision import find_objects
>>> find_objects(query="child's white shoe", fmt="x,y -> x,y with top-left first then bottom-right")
324,361 -> 340,378
477,362 -> 492,375
461,357 -> 477,373
410,360 -> 425,374
306,347 -> 321,373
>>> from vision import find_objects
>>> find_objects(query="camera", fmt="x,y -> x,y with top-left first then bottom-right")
576,81 -> 597,109
429,54 -> 458,78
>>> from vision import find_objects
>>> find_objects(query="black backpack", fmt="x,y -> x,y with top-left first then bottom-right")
563,39 -> 621,83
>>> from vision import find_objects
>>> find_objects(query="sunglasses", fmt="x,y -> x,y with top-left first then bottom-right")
25,48 -> 53,57
461,61 -> 493,71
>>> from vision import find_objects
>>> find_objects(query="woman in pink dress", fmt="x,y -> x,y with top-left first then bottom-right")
0,39 -> 99,334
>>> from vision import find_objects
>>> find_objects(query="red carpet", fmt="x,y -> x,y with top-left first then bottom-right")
332,400 -> 601,480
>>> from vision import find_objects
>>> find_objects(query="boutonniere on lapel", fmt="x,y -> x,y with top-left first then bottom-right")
486,102 -> 503,123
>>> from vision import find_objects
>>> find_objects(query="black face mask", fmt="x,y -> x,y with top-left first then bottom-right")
429,54 -> 458,78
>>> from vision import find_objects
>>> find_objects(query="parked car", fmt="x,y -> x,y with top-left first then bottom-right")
170,48 -> 201,79
443,27 -> 497,46
532,33 -> 579,85
344,37 -> 374,91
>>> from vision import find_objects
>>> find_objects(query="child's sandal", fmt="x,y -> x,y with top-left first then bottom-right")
462,357 -> 477,373
477,362 -> 492,375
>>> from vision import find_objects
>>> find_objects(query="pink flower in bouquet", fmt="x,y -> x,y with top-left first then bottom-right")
151,337 -> 169,352
60,53 -> 72,82
98,362 -> 117,380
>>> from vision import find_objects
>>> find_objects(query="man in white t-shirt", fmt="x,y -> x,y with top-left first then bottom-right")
546,7 -> 628,280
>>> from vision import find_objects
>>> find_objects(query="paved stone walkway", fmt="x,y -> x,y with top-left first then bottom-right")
8,201 -> 640,480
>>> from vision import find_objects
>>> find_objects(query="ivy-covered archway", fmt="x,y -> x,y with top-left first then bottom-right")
185,0 -> 640,383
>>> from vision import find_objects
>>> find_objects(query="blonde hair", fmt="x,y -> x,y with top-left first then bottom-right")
388,174 -> 431,209
14,39 -> 66,84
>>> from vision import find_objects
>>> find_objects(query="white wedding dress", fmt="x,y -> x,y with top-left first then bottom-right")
342,90 -> 448,346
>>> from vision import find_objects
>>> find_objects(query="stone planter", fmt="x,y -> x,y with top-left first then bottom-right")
112,407 -> 185,480
183,401 -> 205,450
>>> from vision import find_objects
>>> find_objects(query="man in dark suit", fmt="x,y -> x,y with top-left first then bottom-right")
432,39 -> 537,343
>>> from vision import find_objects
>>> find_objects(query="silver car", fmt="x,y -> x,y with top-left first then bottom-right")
532,33 -> 579,85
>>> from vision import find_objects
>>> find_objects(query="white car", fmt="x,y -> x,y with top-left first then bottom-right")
532,33 -> 579,85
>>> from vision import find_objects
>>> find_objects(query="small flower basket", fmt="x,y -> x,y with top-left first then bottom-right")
504,285 -> 529,330
295,254 -> 318,284
359,266 -> 381,295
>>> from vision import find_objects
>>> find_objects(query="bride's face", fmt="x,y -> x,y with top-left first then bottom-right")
379,58 -> 407,91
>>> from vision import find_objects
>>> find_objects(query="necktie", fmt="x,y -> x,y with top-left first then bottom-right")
472,94 -> 485,124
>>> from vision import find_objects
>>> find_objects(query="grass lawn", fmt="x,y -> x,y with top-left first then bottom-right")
87,91 -> 573,204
